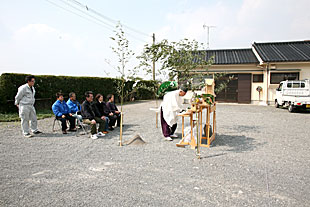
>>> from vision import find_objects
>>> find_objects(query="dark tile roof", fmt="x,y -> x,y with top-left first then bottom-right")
253,40 -> 310,62
198,48 -> 259,65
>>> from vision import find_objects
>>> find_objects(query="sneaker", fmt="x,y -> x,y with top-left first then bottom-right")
164,136 -> 173,141
24,133 -> 33,138
62,130 -> 67,134
97,132 -> 106,137
90,134 -> 98,139
170,134 -> 178,138
33,130 -> 42,134
68,128 -> 77,132
103,131 -> 109,134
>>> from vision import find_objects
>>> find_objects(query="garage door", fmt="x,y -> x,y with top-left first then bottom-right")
215,74 -> 238,102
238,74 -> 251,103
215,73 -> 252,103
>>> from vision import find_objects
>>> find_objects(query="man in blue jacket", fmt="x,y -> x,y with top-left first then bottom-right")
52,92 -> 76,134
67,92 -> 82,122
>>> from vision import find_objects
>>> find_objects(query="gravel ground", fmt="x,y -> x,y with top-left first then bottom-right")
1,100 -> 310,207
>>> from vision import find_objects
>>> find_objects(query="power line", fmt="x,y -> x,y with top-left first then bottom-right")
46,0 -> 114,32
58,0 -> 115,30
47,0 -> 148,43
67,0 -> 150,38
64,0 -> 150,43
69,0 -> 118,24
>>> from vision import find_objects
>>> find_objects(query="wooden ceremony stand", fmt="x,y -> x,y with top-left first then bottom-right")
176,103 -> 216,148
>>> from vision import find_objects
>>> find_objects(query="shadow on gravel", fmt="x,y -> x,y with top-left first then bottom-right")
212,133 -> 265,153
222,125 -> 261,133
293,110 -> 310,114
120,124 -> 140,133
34,133 -> 67,138
276,107 -> 310,114
200,152 -> 227,159
122,100 -> 156,106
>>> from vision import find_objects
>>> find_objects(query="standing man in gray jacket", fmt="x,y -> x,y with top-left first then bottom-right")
15,75 -> 42,138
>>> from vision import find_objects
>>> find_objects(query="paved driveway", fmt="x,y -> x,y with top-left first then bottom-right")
1,101 -> 309,206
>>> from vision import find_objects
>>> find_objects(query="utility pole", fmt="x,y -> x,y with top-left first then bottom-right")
152,33 -> 155,81
203,24 -> 216,49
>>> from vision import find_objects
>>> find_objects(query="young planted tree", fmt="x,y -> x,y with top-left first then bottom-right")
110,22 -> 135,146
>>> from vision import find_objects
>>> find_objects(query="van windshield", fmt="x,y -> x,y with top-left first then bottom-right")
278,83 -> 283,90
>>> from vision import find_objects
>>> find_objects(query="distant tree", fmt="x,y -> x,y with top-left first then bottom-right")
137,38 -> 233,95
137,38 -> 214,90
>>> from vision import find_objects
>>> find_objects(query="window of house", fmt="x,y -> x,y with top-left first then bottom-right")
253,74 -> 264,82
270,72 -> 299,84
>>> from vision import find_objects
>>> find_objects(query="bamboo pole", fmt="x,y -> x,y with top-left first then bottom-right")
119,111 -> 123,146
196,105 -> 201,159
119,77 -> 125,147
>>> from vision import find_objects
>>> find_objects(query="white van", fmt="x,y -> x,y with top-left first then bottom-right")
275,79 -> 310,112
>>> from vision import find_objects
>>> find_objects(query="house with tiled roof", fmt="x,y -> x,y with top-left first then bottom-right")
252,41 -> 310,104
193,40 -> 310,104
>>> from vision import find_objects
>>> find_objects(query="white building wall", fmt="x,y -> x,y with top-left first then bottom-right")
267,63 -> 310,104
198,62 -> 310,104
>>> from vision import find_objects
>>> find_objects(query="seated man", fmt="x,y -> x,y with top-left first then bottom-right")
106,94 -> 121,127
52,92 -> 76,134
94,94 -> 116,131
81,91 -> 106,139
66,92 -> 83,122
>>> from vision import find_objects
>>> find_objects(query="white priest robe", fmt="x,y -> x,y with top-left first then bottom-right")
160,90 -> 183,127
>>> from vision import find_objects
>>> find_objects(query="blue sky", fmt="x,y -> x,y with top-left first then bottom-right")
0,0 -> 309,79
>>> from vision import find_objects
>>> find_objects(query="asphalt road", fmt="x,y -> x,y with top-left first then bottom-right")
1,101 -> 309,207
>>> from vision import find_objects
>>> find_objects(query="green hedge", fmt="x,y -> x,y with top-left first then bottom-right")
0,73 -> 157,113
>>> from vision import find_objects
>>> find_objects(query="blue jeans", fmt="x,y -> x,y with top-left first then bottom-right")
104,117 -> 109,131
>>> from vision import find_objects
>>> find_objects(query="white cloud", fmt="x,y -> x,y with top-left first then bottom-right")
12,24 -> 84,51
0,23 -> 120,77
156,0 -> 310,49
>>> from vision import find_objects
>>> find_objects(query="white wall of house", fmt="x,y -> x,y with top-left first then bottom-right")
251,72 -> 265,104
266,62 -> 310,104
195,62 -> 310,104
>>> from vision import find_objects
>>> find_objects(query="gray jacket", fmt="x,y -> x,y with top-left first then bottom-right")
15,83 -> 36,106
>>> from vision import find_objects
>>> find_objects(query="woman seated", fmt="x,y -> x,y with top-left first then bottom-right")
93,94 -> 116,131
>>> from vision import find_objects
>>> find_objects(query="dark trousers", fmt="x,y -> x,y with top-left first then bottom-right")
113,113 -> 121,127
160,107 -> 177,137
56,114 -> 76,131
108,115 -> 117,128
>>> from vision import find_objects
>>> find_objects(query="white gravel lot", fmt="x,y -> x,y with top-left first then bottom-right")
1,100 -> 310,207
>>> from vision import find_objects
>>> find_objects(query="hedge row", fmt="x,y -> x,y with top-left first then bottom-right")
0,73 -> 157,113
